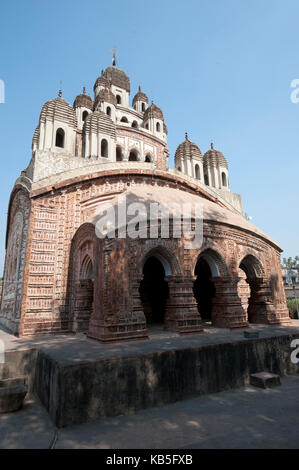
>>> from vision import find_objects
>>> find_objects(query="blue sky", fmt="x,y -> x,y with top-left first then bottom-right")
0,0 -> 298,272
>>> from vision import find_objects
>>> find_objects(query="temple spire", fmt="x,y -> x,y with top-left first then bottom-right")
110,48 -> 118,67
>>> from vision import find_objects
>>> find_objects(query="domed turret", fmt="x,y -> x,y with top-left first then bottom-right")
93,86 -> 118,122
102,66 -> 130,93
144,101 -> 164,121
73,88 -> 93,111
40,93 -> 77,127
73,87 -> 94,129
203,143 -> 229,189
94,87 -> 117,108
175,133 -> 203,181
204,143 -> 228,168
143,101 -> 164,138
93,71 -> 110,94
132,86 -> 148,113
93,65 -> 130,108
82,110 -> 116,160
34,91 -> 77,154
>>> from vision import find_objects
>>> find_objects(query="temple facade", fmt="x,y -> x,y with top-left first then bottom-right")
0,61 -> 290,341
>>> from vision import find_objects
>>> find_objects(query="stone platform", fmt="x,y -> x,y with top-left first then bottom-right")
1,322 -> 299,428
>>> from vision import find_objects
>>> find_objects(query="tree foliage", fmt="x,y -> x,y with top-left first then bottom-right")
287,298 -> 299,319
282,256 -> 299,269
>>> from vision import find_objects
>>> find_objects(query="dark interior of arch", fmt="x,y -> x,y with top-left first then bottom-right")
116,147 -> 123,161
139,256 -> 169,325
129,151 -> 138,161
193,257 -> 215,321
239,256 -> 262,323
55,128 -> 64,148
76,257 -> 94,333
240,256 -> 258,279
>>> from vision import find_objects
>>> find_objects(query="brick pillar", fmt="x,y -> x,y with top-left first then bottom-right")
247,277 -> 290,325
130,278 -> 149,337
88,277 -> 148,342
165,276 -> 203,334
211,276 -> 248,328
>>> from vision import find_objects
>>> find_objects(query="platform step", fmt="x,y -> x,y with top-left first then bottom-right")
250,372 -> 281,389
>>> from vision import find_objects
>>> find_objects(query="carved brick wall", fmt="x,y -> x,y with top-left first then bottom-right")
0,188 -> 31,334
1,172 -> 290,339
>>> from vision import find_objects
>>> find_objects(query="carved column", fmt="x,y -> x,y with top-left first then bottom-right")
73,279 -> 94,333
211,276 -> 248,329
88,277 -> 148,342
247,277 -> 290,325
123,148 -> 129,162
130,278 -> 148,336
165,276 -> 203,334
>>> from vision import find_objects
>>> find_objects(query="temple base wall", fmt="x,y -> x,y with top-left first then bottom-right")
33,332 -> 299,428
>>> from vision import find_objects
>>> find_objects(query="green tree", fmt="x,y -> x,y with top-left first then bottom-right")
282,256 -> 299,270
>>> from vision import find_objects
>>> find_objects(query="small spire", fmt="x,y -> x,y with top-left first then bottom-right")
110,47 -> 118,67
83,87 -> 86,95
185,132 -> 189,141
58,89 -> 62,98
211,142 -> 214,149
138,85 -> 141,92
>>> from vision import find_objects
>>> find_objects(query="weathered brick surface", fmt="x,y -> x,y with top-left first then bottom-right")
0,171 -> 290,340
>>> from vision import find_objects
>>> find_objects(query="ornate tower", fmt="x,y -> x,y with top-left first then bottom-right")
174,133 -> 203,181
203,143 -> 230,190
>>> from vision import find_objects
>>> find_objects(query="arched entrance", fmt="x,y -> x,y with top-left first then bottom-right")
193,258 -> 215,321
139,256 -> 169,326
193,249 -> 225,325
239,254 -> 265,324
68,225 -> 97,334
74,254 -> 94,333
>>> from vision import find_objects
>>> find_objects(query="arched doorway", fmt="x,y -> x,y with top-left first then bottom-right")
101,139 -> 108,157
116,146 -> 123,161
74,255 -> 94,333
68,224 -> 98,334
139,256 -> 169,326
193,257 -> 216,322
193,249 -> 225,325
239,254 -> 264,323
129,149 -> 138,161
55,128 -> 65,148
237,266 -> 251,322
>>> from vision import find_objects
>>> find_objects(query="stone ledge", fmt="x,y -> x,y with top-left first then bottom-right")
33,333 -> 299,427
